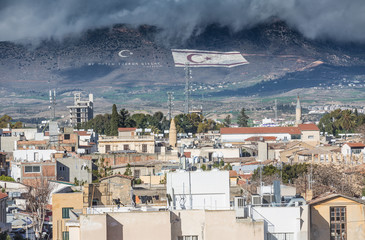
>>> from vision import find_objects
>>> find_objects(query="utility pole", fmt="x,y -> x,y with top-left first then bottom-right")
167,92 -> 174,121
184,63 -> 192,114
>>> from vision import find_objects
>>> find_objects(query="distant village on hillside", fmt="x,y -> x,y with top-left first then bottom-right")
0,92 -> 364,240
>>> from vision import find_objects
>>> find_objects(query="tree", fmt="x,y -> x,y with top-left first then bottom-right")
338,110 -> 356,137
92,158 -> 112,182
224,115 -> 231,127
223,163 -> 232,170
237,108 -> 249,127
110,104 -> 119,136
0,115 -> 23,129
201,164 -> 207,171
131,113 -> 149,128
0,115 -> 12,128
124,163 -> 132,176
12,121 -> 23,128
119,108 -> 134,127
295,164 -> 364,197
84,114 -> 111,135
318,109 -> 365,136
25,176 -> 54,239
0,232 -> 11,240
0,175 -> 15,182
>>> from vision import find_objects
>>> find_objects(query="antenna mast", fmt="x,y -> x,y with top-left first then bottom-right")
274,99 -> 278,121
184,63 -> 192,114
167,92 -> 174,121
49,89 -> 56,120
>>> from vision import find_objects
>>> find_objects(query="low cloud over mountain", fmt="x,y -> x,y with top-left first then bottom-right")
1,0 -> 365,44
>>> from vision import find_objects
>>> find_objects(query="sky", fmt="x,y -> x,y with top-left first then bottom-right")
0,0 -> 365,43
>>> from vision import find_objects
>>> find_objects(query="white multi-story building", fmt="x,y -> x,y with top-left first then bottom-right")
67,93 -> 94,126
166,170 -> 230,210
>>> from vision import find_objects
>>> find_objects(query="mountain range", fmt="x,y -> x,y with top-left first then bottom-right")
1,20 -> 365,118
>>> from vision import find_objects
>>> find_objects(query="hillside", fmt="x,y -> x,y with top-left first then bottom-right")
1,20 -> 365,117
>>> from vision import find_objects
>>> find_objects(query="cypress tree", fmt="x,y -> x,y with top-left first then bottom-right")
110,104 -> 119,136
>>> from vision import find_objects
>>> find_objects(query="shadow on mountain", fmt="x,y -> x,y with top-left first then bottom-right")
213,64 -> 365,97
58,65 -> 116,84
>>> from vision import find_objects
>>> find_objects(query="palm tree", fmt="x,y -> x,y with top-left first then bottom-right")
338,110 -> 356,138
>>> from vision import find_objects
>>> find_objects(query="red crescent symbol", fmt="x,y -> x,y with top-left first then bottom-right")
187,54 -> 205,63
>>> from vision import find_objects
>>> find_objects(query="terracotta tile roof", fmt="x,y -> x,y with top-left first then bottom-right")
75,131 -> 90,136
298,124 -> 320,131
183,152 -> 191,158
238,173 -> 253,180
229,170 -> 238,177
0,193 -> 8,200
245,136 -> 277,141
17,140 -> 47,145
220,127 -> 301,135
345,142 -> 365,148
118,128 -> 136,132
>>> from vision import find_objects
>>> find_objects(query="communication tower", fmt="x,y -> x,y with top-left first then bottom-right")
184,63 -> 192,114
49,89 -> 56,120
274,99 -> 278,121
167,92 -> 174,121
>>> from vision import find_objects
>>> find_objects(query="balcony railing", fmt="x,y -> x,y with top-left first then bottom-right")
99,135 -> 155,140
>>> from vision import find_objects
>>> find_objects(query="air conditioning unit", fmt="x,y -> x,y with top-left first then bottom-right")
262,194 -> 274,204
234,197 -> 247,218
252,195 -> 261,205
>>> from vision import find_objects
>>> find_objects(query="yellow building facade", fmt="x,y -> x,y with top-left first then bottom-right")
310,194 -> 365,240
52,192 -> 83,240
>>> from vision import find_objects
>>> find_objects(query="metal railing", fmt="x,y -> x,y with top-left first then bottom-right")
267,232 -> 294,240
99,135 -> 155,140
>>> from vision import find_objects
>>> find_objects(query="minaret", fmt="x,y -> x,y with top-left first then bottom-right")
296,95 -> 302,126
169,119 -> 177,147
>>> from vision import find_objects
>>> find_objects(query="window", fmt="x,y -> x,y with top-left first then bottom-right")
142,144 -> 148,153
64,134 -> 70,140
291,134 -> 301,140
62,231 -> 69,240
123,144 -> 129,150
308,135 -> 314,139
352,148 -> 362,154
24,166 -> 40,173
178,236 -> 198,240
105,145 -> 111,153
62,207 -> 73,219
330,206 -> 346,240
134,170 -> 140,178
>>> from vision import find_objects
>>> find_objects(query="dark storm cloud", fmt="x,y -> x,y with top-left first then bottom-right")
0,0 -> 364,43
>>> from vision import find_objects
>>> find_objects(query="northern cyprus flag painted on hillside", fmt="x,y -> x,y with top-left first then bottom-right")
171,49 -> 249,68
